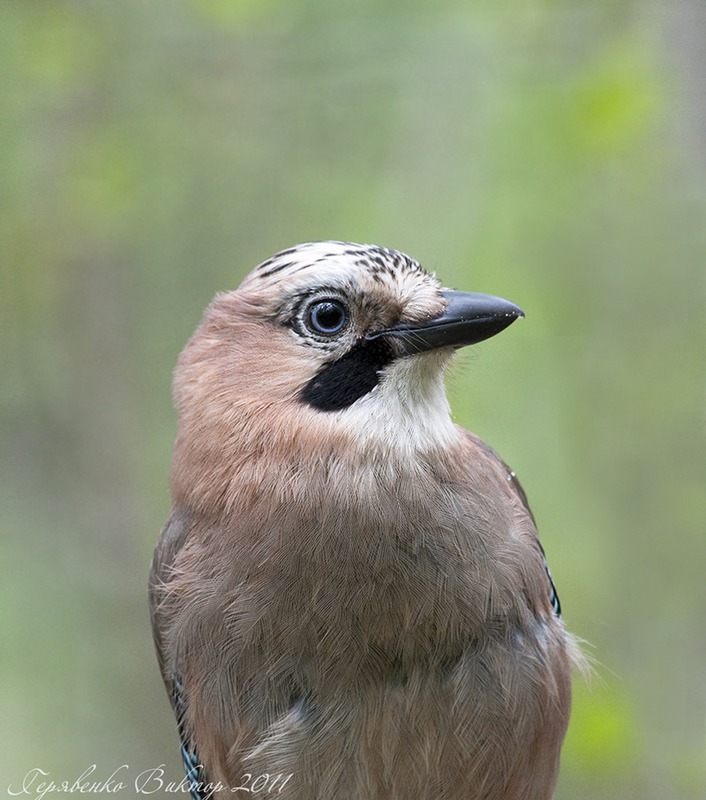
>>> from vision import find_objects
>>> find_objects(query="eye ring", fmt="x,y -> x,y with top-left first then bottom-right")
305,299 -> 349,336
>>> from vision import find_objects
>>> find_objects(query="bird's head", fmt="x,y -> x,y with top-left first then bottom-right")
171,242 -> 522,509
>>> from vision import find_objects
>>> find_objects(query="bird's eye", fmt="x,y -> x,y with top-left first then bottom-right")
305,299 -> 349,336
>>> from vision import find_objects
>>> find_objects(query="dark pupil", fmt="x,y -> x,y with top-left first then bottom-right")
309,301 -> 346,334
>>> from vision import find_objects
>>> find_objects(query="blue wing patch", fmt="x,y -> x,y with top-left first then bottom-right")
544,561 -> 561,617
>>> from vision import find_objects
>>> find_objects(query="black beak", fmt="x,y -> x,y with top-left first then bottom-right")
371,290 -> 524,355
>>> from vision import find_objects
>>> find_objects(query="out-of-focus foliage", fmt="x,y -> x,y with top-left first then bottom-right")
2,1 -> 705,798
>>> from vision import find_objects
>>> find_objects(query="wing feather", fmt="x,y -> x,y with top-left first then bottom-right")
458,428 -> 562,617
149,507 -> 209,799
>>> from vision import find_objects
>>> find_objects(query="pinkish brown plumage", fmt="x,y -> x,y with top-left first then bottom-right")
150,242 -> 580,800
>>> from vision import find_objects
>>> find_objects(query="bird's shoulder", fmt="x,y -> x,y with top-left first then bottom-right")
454,426 -> 536,523
149,507 -> 214,799
455,426 -> 562,617
149,506 -> 194,679
149,507 -> 194,599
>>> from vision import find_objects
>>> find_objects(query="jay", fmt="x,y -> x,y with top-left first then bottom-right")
149,242 -> 579,800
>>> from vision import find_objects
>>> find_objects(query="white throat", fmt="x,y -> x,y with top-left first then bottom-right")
337,352 -> 460,456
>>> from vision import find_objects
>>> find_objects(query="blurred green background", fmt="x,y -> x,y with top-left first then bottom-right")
2,1 -> 705,798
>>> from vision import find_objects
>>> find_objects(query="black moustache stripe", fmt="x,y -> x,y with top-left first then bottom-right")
300,338 -> 395,412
